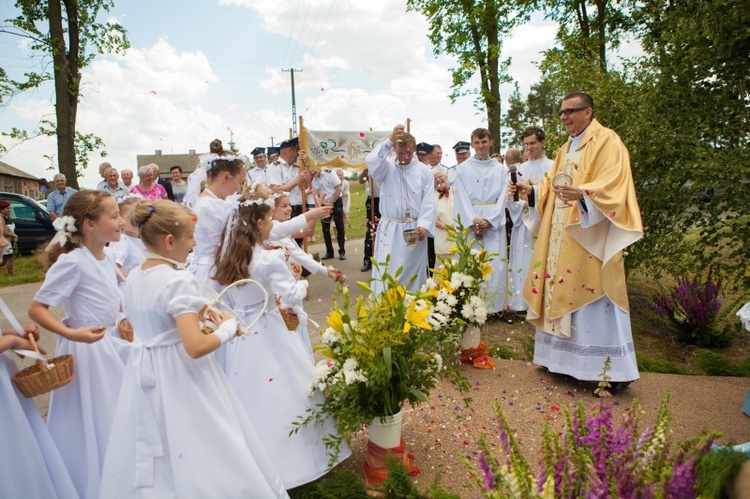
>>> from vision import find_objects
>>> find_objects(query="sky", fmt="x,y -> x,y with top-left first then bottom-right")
0,0 -> 558,188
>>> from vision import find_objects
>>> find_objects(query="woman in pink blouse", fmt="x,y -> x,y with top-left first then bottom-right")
129,164 -> 168,200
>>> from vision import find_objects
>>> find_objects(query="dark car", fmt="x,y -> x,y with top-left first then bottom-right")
0,192 -> 55,254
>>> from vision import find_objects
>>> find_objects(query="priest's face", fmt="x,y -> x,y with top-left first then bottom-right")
395,142 -> 415,166
560,97 -> 593,137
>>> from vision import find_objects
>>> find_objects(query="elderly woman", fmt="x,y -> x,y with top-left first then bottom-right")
129,164 -> 168,200
170,165 -> 187,204
433,169 -> 455,259
98,167 -> 128,199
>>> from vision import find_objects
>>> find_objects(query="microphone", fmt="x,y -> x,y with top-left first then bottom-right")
509,164 -> 518,201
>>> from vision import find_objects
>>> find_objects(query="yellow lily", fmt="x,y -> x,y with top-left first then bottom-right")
403,300 -> 432,332
385,285 -> 406,308
326,310 -> 345,333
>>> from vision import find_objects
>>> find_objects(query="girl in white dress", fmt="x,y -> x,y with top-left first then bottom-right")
99,199 -> 287,498
0,322 -> 78,499
270,194 -> 343,357
214,192 -> 351,489
28,190 -> 129,498
110,196 -> 147,281
188,150 -> 246,295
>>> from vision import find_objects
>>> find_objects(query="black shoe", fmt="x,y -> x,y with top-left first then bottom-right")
361,261 -> 372,272
609,381 -> 631,395
321,252 -> 335,260
339,252 -> 346,261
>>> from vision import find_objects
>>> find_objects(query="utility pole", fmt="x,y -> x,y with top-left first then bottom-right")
282,68 -> 302,136
269,137 -> 275,147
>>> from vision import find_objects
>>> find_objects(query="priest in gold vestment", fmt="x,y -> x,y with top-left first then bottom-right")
514,92 -> 643,392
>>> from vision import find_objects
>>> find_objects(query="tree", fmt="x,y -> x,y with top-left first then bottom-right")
1,0 -> 128,189
525,0 -> 750,292
501,83 -> 527,148
406,0 -> 527,152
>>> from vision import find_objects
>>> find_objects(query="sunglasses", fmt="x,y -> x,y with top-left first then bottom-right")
558,107 -> 589,117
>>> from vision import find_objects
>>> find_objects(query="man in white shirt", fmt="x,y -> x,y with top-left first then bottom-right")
311,166 -> 346,260
443,141 -> 470,184
267,137 -> 307,219
247,147 -> 269,186
416,142 -> 433,166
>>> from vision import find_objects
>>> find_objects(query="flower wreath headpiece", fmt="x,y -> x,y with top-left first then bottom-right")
201,153 -> 248,173
117,193 -> 145,204
47,215 -> 78,250
218,195 -> 275,259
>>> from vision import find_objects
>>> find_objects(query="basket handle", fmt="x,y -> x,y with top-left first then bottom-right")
0,296 -> 50,368
196,278 -> 269,335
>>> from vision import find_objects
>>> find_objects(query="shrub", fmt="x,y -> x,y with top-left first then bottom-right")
652,272 -> 733,347
463,359 -> 721,497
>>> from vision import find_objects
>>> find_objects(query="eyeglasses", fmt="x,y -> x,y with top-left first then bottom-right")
558,107 -> 589,117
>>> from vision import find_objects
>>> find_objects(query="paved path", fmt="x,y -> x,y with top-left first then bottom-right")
2,241 -> 749,496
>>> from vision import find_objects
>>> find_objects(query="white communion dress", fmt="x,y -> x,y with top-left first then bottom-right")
99,263 -> 287,498
0,352 -> 79,498
33,246 -> 129,498
222,245 -> 351,488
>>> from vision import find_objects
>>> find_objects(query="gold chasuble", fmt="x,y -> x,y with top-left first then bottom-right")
523,119 -> 643,338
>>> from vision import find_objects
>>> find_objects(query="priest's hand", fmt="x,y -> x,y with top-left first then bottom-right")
416,226 -> 427,241
390,124 -> 406,143
553,184 -> 583,203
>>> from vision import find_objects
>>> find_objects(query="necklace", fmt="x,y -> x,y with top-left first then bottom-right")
146,252 -> 187,269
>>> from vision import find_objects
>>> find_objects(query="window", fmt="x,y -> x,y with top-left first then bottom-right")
10,200 -> 36,221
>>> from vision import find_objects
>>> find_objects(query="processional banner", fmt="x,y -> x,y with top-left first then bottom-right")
303,129 -> 391,170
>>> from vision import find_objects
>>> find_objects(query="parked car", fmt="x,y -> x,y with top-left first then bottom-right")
0,192 -> 55,254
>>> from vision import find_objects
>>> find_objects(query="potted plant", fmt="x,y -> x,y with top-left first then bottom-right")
295,258 -> 469,484
421,218 -> 497,368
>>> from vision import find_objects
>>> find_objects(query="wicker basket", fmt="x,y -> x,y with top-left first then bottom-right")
118,318 -> 134,343
13,334 -> 74,398
276,297 -> 300,331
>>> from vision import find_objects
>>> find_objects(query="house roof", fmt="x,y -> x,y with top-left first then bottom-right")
0,160 -> 41,181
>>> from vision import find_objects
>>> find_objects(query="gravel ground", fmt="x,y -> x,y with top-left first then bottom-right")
2,240 -> 749,497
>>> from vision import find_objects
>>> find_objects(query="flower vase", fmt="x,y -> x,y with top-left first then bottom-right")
364,410 -> 420,485
459,324 -> 495,370
368,410 -> 403,449
460,324 -> 481,350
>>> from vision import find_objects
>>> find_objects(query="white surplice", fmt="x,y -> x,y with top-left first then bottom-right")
452,156 -> 509,313
365,140 -> 435,294
100,265 -> 287,498
507,157 -> 553,311
33,247 -> 129,499
222,246 -> 351,488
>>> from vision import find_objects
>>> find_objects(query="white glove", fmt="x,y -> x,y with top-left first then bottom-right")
213,318 -> 238,345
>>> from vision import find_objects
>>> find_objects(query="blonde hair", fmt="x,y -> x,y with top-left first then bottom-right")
41,190 -> 114,266
131,200 -> 195,250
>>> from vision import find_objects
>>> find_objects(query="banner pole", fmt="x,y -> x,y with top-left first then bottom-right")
299,115 -> 309,254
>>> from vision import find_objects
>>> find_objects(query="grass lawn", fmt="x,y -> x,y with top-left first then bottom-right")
481,272 -> 750,377
0,254 -> 47,286
309,179 -> 369,243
